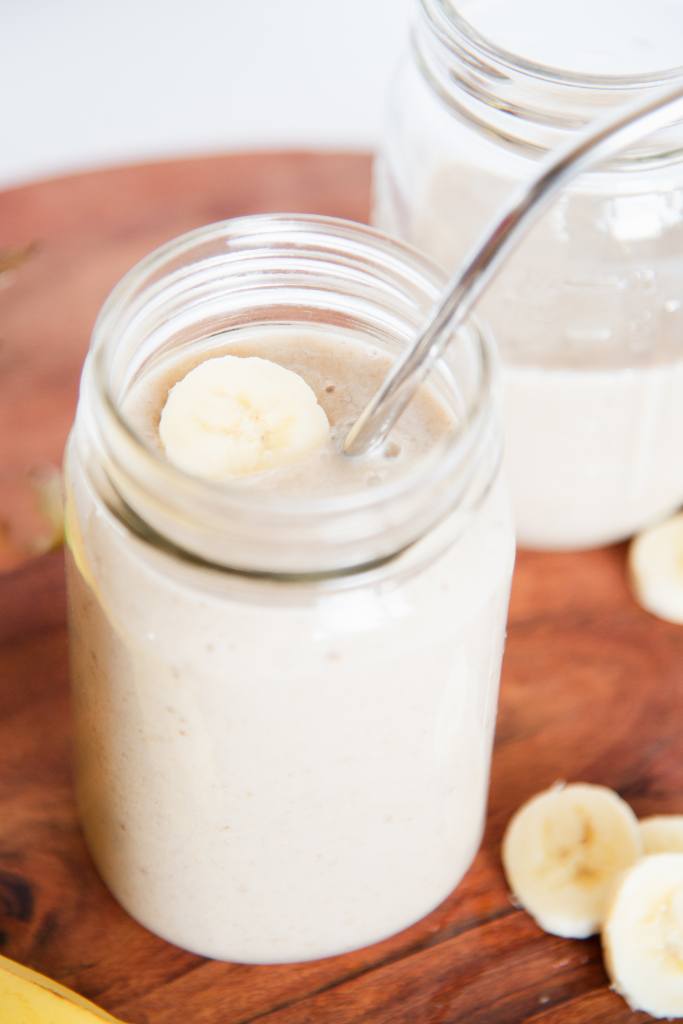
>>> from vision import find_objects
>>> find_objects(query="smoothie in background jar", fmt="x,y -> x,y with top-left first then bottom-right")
374,0 -> 683,548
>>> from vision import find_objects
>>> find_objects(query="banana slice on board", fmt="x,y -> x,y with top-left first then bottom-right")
0,952 -> 126,1022
502,782 -> 642,938
603,853 -> 683,1019
629,512 -> 683,625
159,355 -> 330,481
640,815 -> 683,855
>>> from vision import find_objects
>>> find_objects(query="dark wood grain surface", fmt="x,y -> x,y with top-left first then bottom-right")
1,152 -> 681,1023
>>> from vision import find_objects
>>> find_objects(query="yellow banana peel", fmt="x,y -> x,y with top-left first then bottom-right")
0,953 -> 127,1023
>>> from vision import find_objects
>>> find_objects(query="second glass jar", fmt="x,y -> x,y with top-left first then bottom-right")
375,0 -> 683,549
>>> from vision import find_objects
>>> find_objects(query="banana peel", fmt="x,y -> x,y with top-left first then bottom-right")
0,953 -> 128,1023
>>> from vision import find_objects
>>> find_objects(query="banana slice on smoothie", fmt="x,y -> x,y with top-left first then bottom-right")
640,815 -> 683,854
501,783 -> 642,938
629,512 -> 683,625
603,853 -> 683,1019
159,355 -> 329,480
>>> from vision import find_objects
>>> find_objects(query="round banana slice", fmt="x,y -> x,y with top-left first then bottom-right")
640,815 -> 683,855
629,512 -> 683,625
159,355 -> 330,481
502,782 -> 642,939
603,853 -> 683,1019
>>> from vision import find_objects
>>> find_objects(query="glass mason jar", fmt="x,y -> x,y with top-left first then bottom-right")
374,0 -> 683,549
64,215 -> 514,964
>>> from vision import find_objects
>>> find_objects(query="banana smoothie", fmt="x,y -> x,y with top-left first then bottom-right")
65,217 -> 514,963
124,329 -> 460,498
373,0 -> 683,548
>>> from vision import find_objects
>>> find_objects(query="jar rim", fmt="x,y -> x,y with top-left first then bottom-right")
425,0 -> 683,89
82,214 -> 500,576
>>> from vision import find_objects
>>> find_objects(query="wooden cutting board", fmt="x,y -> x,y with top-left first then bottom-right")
1,152 -> 681,1024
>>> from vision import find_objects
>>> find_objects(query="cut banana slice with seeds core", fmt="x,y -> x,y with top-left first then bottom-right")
159,355 -> 330,481
502,782 -> 642,938
640,815 -> 683,855
629,512 -> 683,625
603,853 -> 683,1019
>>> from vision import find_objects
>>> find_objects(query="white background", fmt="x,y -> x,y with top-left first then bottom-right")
1,0 -> 413,188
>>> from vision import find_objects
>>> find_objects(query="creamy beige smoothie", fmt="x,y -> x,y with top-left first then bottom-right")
124,329 -> 457,497
409,171 -> 683,549
66,321 -> 513,963
502,359 -> 683,549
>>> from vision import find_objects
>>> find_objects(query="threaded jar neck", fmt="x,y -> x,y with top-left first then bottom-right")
415,0 -> 683,162
77,215 -> 500,578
